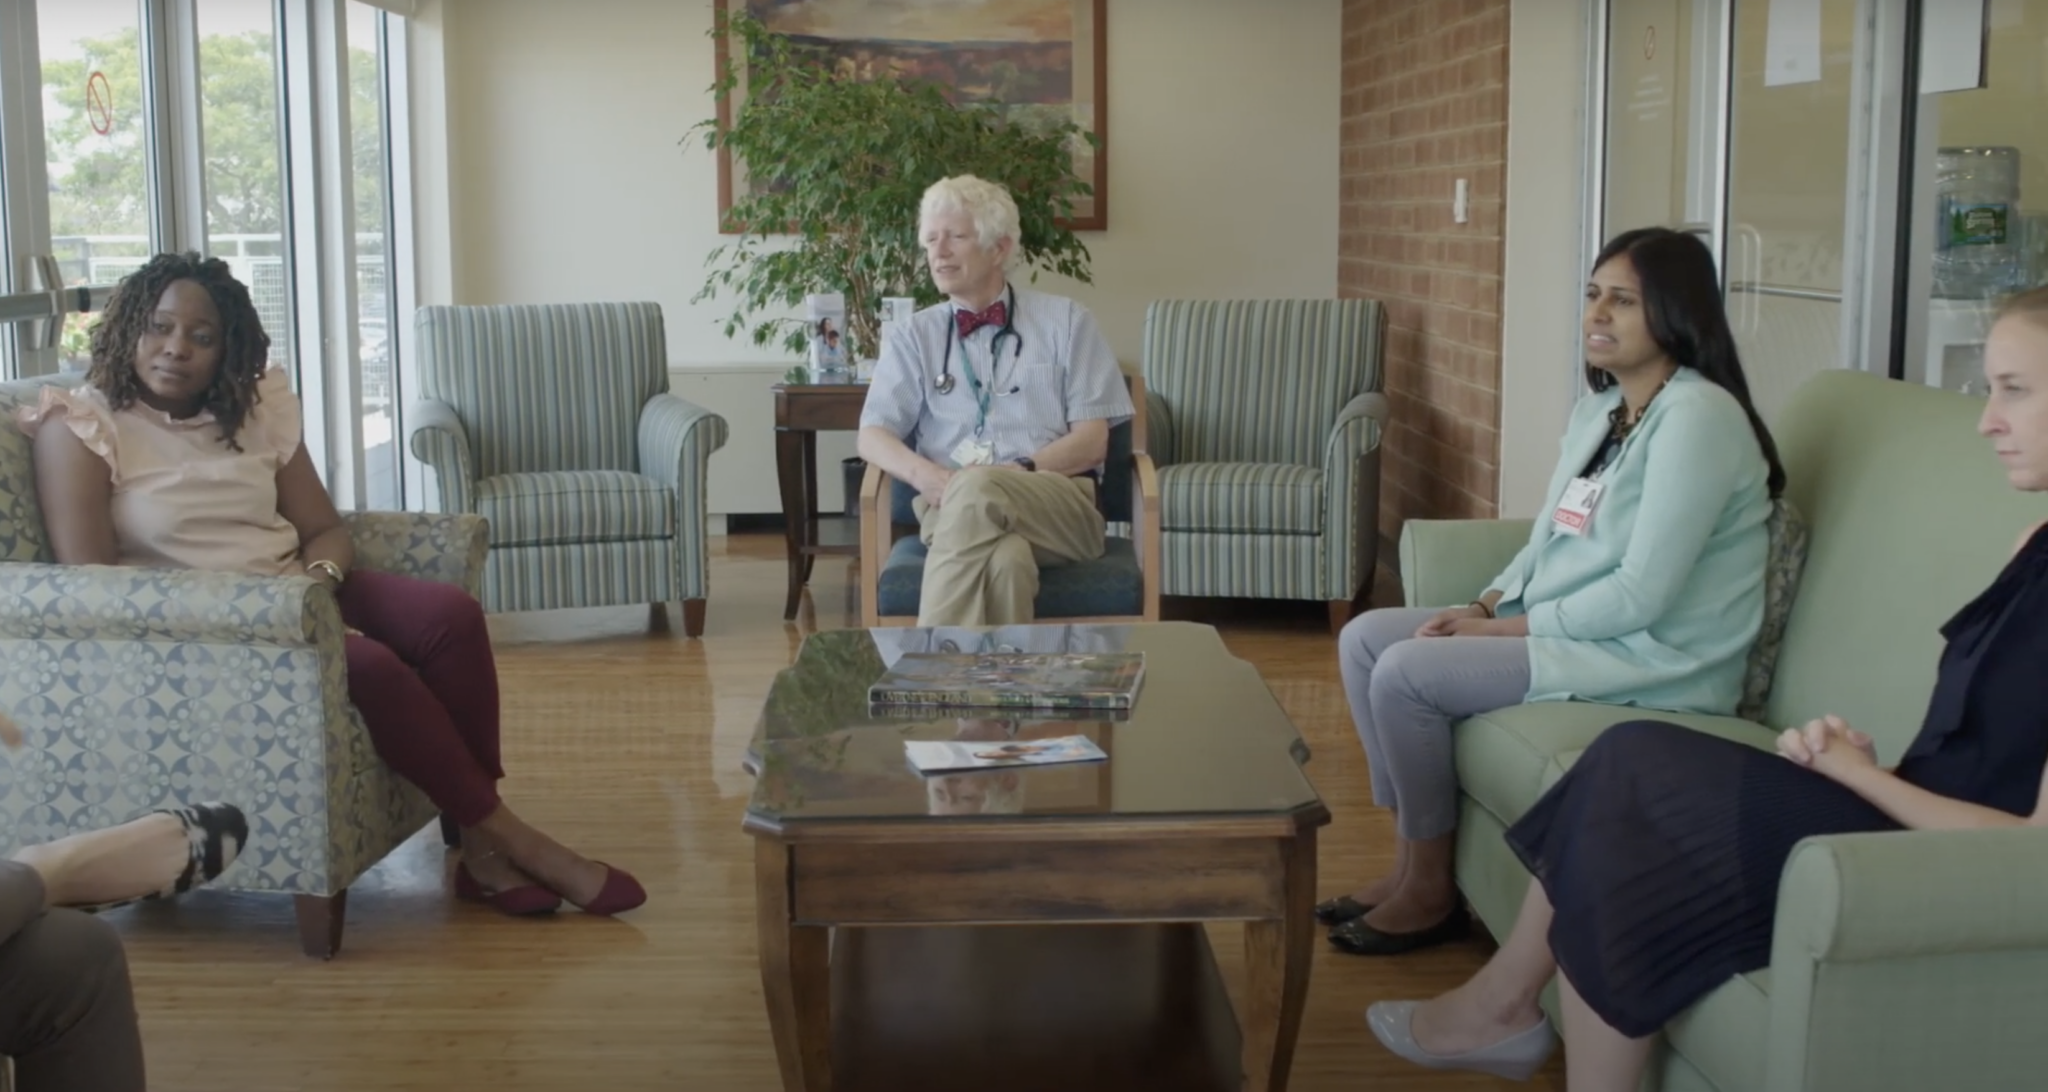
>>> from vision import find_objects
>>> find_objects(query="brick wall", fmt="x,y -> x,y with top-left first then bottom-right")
1340,0 -> 1510,532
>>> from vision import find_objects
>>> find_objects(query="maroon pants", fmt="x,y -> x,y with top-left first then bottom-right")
339,570 -> 503,827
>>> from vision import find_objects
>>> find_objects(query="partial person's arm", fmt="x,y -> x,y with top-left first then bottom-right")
33,422 -> 119,566
1029,301 -> 1126,479
1807,735 -> 2048,831
859,427 -> 952,501
1785,520 -> 2048,829
857,318 -> 953,503
1019,419 -> 1108,477
276,442 -> 354,581
1524,396 -> 1751,641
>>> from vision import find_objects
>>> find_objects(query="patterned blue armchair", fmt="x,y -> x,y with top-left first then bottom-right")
1140,299 -> 1387,633
0,375 -> 488,958
410,302 -> 729,635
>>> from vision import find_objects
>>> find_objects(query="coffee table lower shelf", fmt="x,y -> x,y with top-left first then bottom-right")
827,922 -> 1241,1092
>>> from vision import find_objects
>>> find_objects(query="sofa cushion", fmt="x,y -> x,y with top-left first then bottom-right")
1737,499 -> 1811,722
476,470 -> 674,548
1454,702 -> 1780,831
1665,969 -> 1772,1092
1158,462 -> 1323,535
878,535 -> 1144,619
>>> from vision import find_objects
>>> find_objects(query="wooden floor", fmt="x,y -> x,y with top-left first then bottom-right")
109,533 -> 1564,1091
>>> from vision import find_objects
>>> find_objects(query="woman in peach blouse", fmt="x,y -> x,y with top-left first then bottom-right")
19,253 -> 644,918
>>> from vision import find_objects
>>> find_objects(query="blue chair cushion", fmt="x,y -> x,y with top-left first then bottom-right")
476,470 -> 674,548
1158,462 -> 1324,535
877,535 -> 1144,619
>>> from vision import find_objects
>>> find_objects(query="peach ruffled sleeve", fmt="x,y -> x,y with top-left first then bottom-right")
14,385 -> 119,476
247,367 -> 304,466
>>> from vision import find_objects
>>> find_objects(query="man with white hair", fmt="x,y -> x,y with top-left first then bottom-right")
858,174 -> 1133,627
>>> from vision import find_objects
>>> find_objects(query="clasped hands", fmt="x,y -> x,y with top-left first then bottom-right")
1413,603 -> 1518,639
1775,714 -> 1880,782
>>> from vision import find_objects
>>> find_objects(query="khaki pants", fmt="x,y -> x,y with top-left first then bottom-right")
0,861 -> 145,1092
912,468 -> 1106,627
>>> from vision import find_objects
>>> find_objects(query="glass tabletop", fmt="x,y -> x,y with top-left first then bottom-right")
744,622 -> 1322,825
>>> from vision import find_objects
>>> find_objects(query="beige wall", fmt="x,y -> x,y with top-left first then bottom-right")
431,0 -> 1341,366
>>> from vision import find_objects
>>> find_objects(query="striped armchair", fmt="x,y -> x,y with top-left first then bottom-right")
410,302 -> 729,635
1140,299 -> 1388,633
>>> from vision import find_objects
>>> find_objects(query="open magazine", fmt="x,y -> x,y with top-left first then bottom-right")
904,735 -> 1107,774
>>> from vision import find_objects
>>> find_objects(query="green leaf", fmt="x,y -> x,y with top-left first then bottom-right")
689,12 -> 1096,361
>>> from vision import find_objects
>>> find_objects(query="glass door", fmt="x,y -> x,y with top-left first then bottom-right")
1722,0 -> 1867,419
1598,0 -> 1898,420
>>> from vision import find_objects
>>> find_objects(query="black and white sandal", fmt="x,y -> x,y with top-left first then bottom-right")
82,802 -> 248,914
157,802 -> 249,897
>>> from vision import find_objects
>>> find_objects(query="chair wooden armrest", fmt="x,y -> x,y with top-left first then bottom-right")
859,462 -> 893,627
1133,450 -> 1162,621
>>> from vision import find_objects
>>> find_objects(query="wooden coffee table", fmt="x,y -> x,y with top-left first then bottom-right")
743,623 -> 1329,1092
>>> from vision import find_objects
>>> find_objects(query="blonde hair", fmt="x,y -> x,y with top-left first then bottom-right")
1997,285 -> 2048,329
919,175 -> 1020,254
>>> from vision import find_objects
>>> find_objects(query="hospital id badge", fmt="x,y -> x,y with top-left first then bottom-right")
1550,477 -> 1605,537
950,438 -> 994,467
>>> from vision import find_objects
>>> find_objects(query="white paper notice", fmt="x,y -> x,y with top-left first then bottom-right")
1764,0 -> 1823,88
1920,0 -> 1990,95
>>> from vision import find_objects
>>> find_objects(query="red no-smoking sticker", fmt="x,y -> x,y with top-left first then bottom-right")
86,71 -> 113,135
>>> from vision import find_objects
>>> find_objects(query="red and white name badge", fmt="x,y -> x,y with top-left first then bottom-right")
1550,477 -> 1605,537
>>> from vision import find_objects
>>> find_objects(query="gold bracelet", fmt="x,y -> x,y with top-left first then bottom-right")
306,559 -> 345,584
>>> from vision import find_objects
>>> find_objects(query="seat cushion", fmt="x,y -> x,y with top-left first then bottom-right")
878,535 -> 1144,619
1158,462 -> 1323,534
1453,702 -> 1780,831
476,471 -> 674,548
1664,968 -> 1773,1092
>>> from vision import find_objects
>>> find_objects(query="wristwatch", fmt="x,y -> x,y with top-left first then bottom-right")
306,559 -> 345,585
1013,457 -> 1036,472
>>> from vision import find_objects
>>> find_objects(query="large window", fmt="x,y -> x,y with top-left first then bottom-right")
1594,1 -> 2048,399
37,0 -> 148,369
0,0 -> 418,510
197,0 -> 292,372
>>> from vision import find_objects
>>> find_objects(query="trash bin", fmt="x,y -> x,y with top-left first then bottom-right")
842,457 -> 866,519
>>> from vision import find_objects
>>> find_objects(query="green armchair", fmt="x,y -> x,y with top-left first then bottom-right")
1139,299 -> 1387,633
410,302 -> 729,634
1405,371 -> 2048,1092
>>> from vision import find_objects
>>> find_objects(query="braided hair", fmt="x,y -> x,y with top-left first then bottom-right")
87,252 -> 272,451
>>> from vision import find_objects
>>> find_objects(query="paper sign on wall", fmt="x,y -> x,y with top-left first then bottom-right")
1764,0 -> 1823,87
1920,0 -> 1990,95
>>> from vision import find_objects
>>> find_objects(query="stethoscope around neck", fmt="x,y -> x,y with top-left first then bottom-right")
934,283 -> 1023,396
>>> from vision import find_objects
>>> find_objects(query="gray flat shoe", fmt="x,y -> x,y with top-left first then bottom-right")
1364,1000 -> 1556,1082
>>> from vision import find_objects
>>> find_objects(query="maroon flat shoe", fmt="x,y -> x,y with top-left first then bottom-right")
570,863 -> 647,917
454,862 -> 562,916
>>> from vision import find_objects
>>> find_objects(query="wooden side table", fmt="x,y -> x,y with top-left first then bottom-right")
772,383 -> 870,619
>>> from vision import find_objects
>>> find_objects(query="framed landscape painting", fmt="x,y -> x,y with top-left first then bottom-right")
713,0 -> 1108,230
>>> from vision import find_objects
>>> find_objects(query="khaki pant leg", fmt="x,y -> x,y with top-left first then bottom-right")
912,469 -> 1106,626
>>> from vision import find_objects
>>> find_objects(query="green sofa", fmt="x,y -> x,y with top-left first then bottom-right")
1399,370 -> 2048,1092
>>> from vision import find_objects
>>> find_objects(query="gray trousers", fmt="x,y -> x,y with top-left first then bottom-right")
1339,607 -> 1532,840
0,861 -> 145,1092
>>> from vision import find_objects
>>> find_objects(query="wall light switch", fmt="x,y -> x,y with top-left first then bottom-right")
1454,178 -> 1470,224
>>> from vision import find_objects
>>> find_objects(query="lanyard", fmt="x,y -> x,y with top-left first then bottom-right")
958,326 -> 1010,436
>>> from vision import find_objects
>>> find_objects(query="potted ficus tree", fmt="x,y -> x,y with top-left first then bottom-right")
690,11 -> 1098,369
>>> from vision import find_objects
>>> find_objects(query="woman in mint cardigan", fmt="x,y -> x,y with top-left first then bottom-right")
1322,228 -> 1788,956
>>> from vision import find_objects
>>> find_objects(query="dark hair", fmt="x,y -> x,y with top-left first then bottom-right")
87,252 -> 271,451
1588,228 -> 1787,498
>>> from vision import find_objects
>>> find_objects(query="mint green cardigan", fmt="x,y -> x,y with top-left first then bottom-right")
1490,368 -> 1772,714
